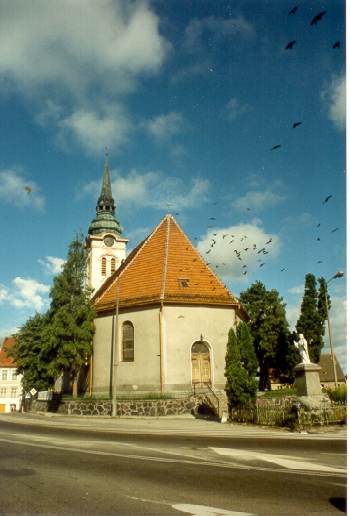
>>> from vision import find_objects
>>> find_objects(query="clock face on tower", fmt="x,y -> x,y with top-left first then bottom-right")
103,236 -> 115,247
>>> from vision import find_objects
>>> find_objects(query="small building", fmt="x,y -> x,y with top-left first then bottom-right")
91,214 -> 247,397
0,337 -> 23,412
86,158 -> 247,401
319,353 -> 346,389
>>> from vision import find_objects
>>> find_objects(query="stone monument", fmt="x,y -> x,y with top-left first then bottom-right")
293,334 -> 330,409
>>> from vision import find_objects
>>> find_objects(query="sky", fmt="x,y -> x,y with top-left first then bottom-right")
0,1 -> 346,372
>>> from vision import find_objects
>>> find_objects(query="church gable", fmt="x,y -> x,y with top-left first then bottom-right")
94,215 -> 240,312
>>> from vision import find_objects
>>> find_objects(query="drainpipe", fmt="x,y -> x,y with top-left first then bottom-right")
89,355 -> 93,398
159,301 -> 164,393
112,284 -> 119,416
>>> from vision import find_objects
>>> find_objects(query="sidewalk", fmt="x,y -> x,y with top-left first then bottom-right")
1,412 -> 347,439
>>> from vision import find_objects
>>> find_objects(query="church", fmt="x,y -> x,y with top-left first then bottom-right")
87,158 -> 247,397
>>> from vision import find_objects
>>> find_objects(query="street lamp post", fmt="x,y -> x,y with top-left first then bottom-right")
325,271 -> 344,389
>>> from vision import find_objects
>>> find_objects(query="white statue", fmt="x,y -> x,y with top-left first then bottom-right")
294,333 -> 311,364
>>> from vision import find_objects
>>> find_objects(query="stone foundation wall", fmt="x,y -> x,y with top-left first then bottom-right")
31,397 -> 198,417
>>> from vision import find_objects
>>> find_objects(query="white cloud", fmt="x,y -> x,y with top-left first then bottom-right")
0,169 -> 44,209
0,285 -> 8,302
0,1 -> 169,98
82,169 -> 210,211
288,284 -> 304,295
196,223 -> 280,282
0,276 -> 50,311
7,277 -> 50,312
0,1 -> 170,155
38,256 -> 65,275
144,112 -> 184,141
322,73 -> 346,130
184,15 -> 254,52
58,105 -> 131,155
234,189 -> 285,212
226,97 -> 250,121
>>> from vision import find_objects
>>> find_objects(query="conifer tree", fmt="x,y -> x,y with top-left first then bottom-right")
225,322 -> 258,407
45,234 -> 95,397
8,313 -> 56,392
296,273 -> 327,363
239,281 -> 291,390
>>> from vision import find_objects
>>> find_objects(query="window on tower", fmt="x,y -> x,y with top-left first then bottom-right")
111,257 -> 116,274
101,257 -> 107,276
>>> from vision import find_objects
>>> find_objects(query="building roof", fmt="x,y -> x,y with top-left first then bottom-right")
0,336 -> 16,367
319,353 -> 346,383
93,214 -> 247,317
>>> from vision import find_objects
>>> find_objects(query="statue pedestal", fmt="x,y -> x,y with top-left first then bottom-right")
294,362 -> 330,409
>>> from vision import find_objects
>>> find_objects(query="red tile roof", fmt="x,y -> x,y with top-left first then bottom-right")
0,336 -> 16,367
94,215 -> 247,317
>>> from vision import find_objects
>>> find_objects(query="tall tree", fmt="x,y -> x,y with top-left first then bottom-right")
240,281 -> 292,390
225,322 -> 258,407
296,273 -> 327,363
46,234 -> 95,397
7,313 -> 56,392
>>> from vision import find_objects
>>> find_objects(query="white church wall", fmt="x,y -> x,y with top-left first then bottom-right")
92,307 -> 161,395
163,305 -> 238,390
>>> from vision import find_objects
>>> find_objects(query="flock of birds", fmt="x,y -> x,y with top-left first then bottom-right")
194,5 -> 342,280
22,6 -> 341,283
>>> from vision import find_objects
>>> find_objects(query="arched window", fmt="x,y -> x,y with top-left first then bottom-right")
101,257 -> 107,276
122,321 -> 134,362
111,257 -> 116,274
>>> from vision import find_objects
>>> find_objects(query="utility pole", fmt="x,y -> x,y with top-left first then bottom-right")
325,271 -> 344,389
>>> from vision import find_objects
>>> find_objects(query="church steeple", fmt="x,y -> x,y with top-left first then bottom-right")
88,150 -> 123,236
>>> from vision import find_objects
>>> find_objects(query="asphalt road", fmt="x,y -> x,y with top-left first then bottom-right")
0,415 -> 346,515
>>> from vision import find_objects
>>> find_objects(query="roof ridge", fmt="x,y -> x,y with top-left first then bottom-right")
169,216 -> 237,302
160,215 -> 171,300
94,215 -> 169,305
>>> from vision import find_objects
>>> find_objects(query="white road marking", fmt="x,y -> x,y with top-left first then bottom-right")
0,436 -> 345,478
210,447 -> 345,474
172,504 -> 254,515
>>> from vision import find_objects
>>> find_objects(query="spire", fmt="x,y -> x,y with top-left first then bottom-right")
88,152 -> 123,236
100,147 -> 113,202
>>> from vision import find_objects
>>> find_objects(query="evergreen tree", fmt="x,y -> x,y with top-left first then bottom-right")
296,273 -> 327,363
8,313 -> 56,392
225,322 -> 258,407
46,234 -> 95,397
239,281 -> 291,390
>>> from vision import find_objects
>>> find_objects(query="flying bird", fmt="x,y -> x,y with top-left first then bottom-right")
292,121 -> 302,129
289,5 -> 299,15
331,227 -> 339,233
259,262 -> 266,268
265,238 -> 272,244
322,195 -> 333,204
316,223 -> 321,228
317,237 -> 321,241
209,217 -> 216,220
332,41 -> 340,49
285,40 -> 296,50
310,11 -> 326,26
24,186 -> 32,194
317,260 -> 323,264
270,145 -> 281,151
280,268 -> 287,272
206,249 -> 211,254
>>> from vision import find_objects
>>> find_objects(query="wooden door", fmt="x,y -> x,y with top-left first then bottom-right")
191,342 -> 211,386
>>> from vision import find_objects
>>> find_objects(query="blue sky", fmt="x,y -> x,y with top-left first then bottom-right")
0,1 -> 346,371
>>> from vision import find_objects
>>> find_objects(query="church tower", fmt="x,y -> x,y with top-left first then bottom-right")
86,152 -> 128,293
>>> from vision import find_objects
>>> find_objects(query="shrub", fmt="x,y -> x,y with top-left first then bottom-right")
324,385 -> 347,403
